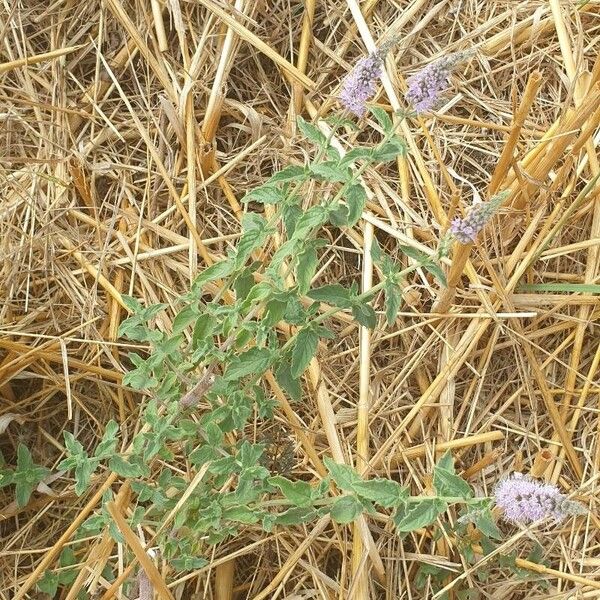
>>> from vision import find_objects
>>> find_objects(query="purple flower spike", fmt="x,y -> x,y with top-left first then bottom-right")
339,53 -> 383,117
449,191 -> 507,244
406,51 -> 470,114
494,473 -> 586,525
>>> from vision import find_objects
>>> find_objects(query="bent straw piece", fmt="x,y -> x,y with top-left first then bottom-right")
197,0 -> 314,89
386,431 -> 504,469
12,474 -> 118,600
58,235 -> 129,311
151,0 -> 168,52
290,0 -> 316,117
488,70 -> 543,195
104,0 -> 178,102
251,516 -> 331,600
0,45 -> 82,74
106,502 -> 175,600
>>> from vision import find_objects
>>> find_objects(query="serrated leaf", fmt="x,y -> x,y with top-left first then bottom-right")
394,498 -> 448,532
296,245 -> 318,295
307,284 -> 352,308
242,185 -> 285,204
292,205 -> 328,240
330,495 -> 363,524
275,506 -> 318,525
37,571 -> 59,595
74,460 -> 95,496
310,161 -> 351,183
352,478 -> 408,508
296,116 -> 326,146
290,328 -> 319,378
95,420 -> 119,458
172,305 -> 198,335
269,476 -> 313,507
384,281 -> 401,326
108,455 -> 145,478
433,466 -> 472,499
192,313 -> 216,348
194,260 -> 235,288
222,505 -> 260,524
224,347 -> 272,381
121,294 -> 142,313
371,137 -> 406,162
339,147 -> 374,166
323,457 -> 361,492
344,184 -> 367,226
436,451 -> 455,473
370,106 -> 393,133
15,480 -> 35,507
275,361 -> 302,401
351,302 -> 377,329
473,508 -> 502,540
268,165 -> 307,183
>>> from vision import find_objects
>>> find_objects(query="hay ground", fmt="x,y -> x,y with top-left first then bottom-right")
1,0 -> 600,598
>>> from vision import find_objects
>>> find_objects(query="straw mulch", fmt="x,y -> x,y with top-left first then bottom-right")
1,0 -> 600,598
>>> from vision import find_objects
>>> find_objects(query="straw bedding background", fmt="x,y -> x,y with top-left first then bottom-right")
1,0 -> 599,598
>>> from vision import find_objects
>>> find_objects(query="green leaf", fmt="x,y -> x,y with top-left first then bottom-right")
275,506 -> 318,525
436,451 -> 455,473
269,476 -> 313,507
121,295 -> 142,313
433,456 -> 472,499
282,204 -> 302,238
16,444 -> 34,471
344,184 -> 367,226
296,245 -> 318,295
370,106 -> 393,133
235,214 -> 268,267
352,478 -> 408,508
323,457 -> 361,492
290,328 -> 319,378
297,116 -> 326,146
351,302 -> 377,329
474,508 -> 503,540
222,505 -> 260,524
268,165 -> 307,183
275,361 -> 302,401
224,347 -> 272,381
384,280 -> 401,326
192,313 -> 216,348
292,205 -> 328,240
242,185 -> 286,204
339,147 -> 374,166
394,498 -> 447,532
15,480 -> 35,507
330,495 -> 363,524
37,571 -> 59,596
74,459 -> 96,496
204,422 -> 224,447
172,304 -> 198,335
307,284 -> 352,308
193,260 -> 235,288
371,137 -> 406,162
95,420 -> 119,458
108,455 -> 145,478
310,161 -> 351,183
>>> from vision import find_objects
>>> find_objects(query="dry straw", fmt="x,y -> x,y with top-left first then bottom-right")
1,0 -> 600,598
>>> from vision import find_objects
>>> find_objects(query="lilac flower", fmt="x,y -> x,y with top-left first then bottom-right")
449,191 -> 507,244
494,473 -> 586,525
339,53 -> 383,117
406,51 -> 470,114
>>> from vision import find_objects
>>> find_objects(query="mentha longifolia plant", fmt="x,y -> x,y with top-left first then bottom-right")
13,45 -> 585,595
